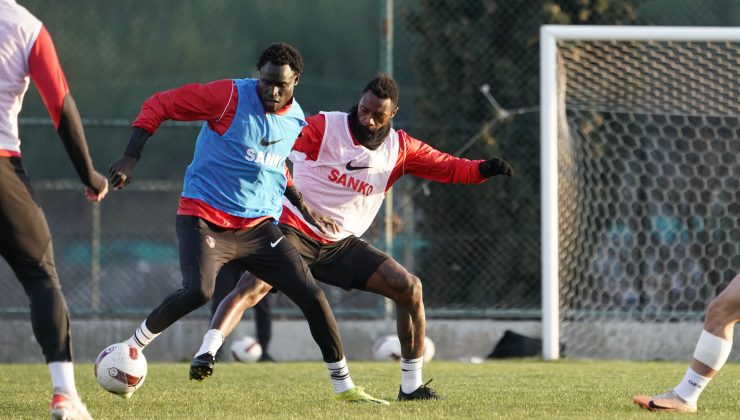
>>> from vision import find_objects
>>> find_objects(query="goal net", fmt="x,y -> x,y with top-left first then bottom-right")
540,26 -> 740,360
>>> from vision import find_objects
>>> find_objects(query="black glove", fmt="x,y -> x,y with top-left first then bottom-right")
478,157 -> 514,178
108,155 -> 138,190
108,127 -> 151,190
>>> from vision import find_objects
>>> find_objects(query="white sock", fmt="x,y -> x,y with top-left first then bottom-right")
400,357 -> 424,394
49,361 -> 78,399
127,321 -> 160,350
326,357 -> 355,393
195,329 -> 224,357
673,368 -> 710,405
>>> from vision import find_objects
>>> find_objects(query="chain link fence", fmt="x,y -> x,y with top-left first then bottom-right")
4,0 -> 739,320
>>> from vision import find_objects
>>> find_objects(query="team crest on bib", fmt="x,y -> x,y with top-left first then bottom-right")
205,235 -> 215,248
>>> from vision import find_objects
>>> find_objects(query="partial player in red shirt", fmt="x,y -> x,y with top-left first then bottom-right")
191,74 -> 514,401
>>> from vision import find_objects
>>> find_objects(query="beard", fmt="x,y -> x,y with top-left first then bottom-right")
347,106 -> 391,150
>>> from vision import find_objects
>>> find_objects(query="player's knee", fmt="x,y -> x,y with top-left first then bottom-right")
20,272 -> 62,306
301,287 -> 329,310
408,275 -> 423,305
256,281 -> 273,295
184,287 -> 212,308
282,280 -> 325,308
232,283 -> 256,300
17,261 -> 59,292
396,274 -> 423,308
306,286 -> 327,305
705,295 -> 737,328
231,278 -> 272,307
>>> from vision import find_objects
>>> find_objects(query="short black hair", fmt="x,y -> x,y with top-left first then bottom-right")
362,74 -> 399,107
256,43 -> 303,75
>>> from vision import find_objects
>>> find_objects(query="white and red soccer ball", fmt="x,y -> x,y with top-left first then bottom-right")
372,335 -> 435,362
230,335 -> 263,362
94,343 -> 147,399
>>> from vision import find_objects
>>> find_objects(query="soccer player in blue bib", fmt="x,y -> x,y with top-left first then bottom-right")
108,43 -> 387,404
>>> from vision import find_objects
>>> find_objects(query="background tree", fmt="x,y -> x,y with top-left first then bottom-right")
399,0 -> 642,310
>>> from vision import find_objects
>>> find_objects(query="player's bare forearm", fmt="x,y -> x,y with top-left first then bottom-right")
301,207 -> 339,234
284,185 -> 338,234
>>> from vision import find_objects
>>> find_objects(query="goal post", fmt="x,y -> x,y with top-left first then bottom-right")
540,25 -> 740,360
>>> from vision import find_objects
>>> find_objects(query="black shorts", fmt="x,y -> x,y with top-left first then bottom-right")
279,224 -> 390,291
176,216 -> 315,296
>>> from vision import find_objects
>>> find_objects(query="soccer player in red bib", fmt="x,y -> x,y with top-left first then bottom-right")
190,74 -> 514,400
109,43 -> 386,404
0,1 -> 108,418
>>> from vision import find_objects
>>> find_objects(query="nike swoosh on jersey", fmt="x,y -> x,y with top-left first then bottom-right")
270,237 -> 284,247
345,161 -> 372,171
260,138 -> 284,147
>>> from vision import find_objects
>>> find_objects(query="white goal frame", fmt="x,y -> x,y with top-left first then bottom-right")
540,25 -> 740,360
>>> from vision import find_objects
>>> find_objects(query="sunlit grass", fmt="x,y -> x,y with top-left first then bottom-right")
2,360 -> 738,419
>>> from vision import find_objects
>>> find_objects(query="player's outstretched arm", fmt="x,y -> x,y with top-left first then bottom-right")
400,133 -> 513,184
28,26 -> 108,202
478,157 -> 514,178
57,94 -> 109,202
109,127 -> 150,190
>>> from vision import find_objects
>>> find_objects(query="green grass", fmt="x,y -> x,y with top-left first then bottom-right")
1,360 -> 738,419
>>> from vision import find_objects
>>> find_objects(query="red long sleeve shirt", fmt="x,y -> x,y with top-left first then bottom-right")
0,25 -> 69,157
133,82 -> 485,232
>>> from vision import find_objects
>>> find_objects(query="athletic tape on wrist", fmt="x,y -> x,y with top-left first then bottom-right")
693,330 -> 732,371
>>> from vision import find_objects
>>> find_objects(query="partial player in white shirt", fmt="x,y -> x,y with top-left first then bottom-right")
190,74 -> 514,401
0,1 -> 108,419
633,273 -> 740,413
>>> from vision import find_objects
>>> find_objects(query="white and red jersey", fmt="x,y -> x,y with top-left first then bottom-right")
285,111 -> 399,241
282,111 -> 487,242
0,0 -> 70,156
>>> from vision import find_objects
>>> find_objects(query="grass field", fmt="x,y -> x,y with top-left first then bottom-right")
1,360 -> 738,419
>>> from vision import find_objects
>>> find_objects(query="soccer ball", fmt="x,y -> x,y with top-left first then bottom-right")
94,343 -> 147,399
230,335 -> 262,362
423,336 -> 436,362
372,335 -> 436,362
372,335 -> 402,360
